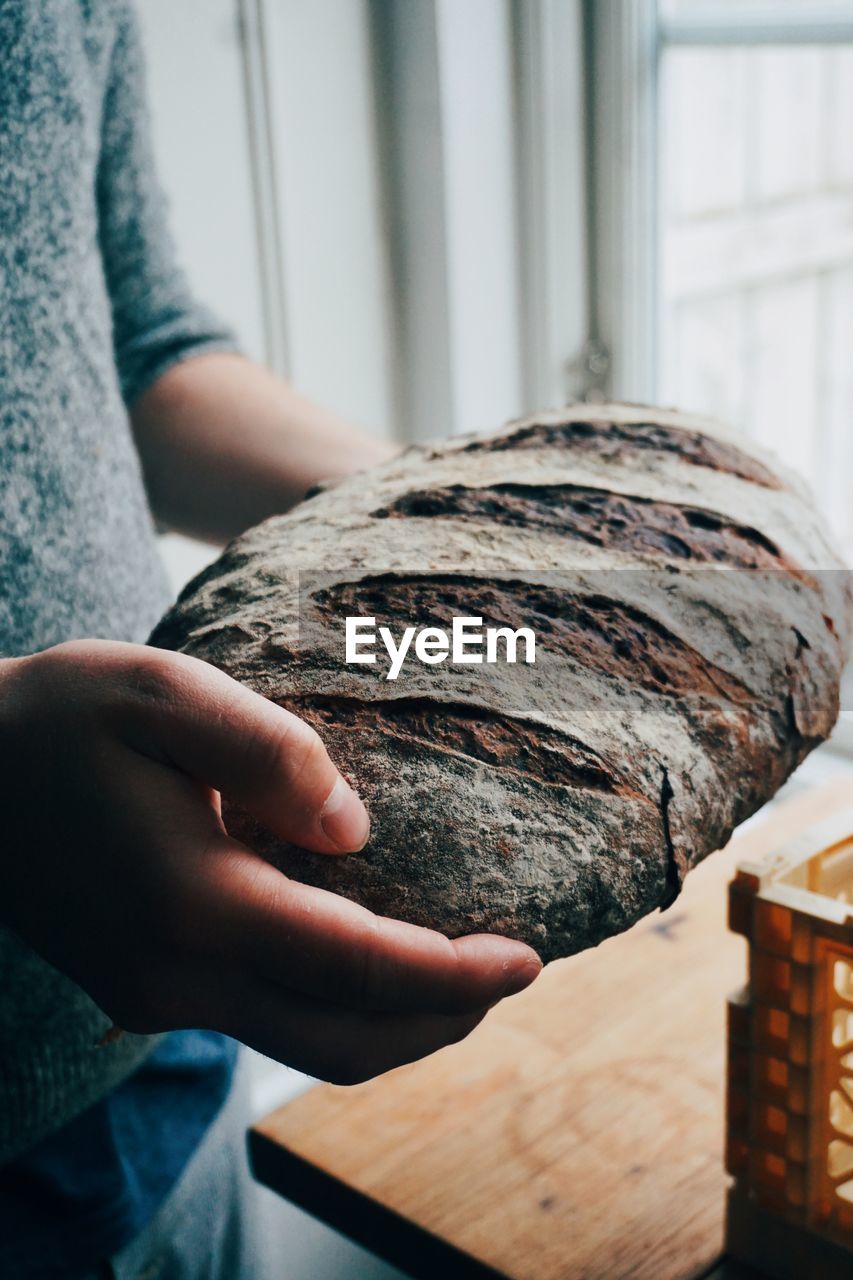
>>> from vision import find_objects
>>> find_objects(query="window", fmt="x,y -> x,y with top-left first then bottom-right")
661,13 -> 853,561
590,0 -> 853,561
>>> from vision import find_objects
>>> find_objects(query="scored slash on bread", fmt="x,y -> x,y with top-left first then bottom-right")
149,405 -> 852,963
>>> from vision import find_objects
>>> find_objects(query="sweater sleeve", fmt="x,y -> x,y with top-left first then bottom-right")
96,4 -> 239,408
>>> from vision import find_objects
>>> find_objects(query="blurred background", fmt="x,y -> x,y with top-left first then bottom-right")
137,2 -> 853,1272
140,0 -> 853,587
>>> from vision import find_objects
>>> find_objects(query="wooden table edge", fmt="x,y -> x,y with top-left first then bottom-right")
248,779 -> 853,1280
249,1125 -> 506,1279
248,1123 -> 767,1280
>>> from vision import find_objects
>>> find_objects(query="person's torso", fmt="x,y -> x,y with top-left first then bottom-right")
0,8 -> 238,1274
0,0 -> 171,657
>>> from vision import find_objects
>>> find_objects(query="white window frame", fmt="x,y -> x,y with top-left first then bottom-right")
660,4 -> 853,48
236,0 -> 291,378
225,0 -> 590,442
584,0 -> 659,403
511,0 -> 589,411
368,0 -> 589,441
589,1 -> 853,404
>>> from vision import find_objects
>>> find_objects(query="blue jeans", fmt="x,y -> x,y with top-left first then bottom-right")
83,1055 -> 280,1280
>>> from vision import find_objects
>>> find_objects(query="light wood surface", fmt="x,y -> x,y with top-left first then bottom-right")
251,780 -> 853,1280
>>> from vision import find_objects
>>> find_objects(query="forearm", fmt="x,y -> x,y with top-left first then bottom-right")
130,352 -> 399,543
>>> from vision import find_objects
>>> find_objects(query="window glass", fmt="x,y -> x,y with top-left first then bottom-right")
658,42 -> 853,553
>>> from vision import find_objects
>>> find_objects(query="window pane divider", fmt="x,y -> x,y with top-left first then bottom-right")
236,0 -> 291,377
661,9 -> 853,48
584,0 -> 660,403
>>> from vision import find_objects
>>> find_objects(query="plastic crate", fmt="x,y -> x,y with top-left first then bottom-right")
725,806 -> 853,1279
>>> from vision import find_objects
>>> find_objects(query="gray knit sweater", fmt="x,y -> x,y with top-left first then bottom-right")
0,0 -> 236,1161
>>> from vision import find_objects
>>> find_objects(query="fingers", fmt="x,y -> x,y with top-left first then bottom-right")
212,973 -> 491,1085
195,838 -> 543,1016
65,740 -> 538,1080
117,646 -> 369,855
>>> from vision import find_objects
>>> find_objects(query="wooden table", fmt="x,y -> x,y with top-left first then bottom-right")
250,781 -> 853,1280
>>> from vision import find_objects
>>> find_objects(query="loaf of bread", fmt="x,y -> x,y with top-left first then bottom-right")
150,404 -> 852,962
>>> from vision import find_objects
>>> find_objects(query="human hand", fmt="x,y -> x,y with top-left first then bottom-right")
0,640 -> 541,1082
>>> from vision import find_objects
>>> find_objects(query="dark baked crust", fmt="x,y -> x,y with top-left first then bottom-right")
150,405 -> 851,962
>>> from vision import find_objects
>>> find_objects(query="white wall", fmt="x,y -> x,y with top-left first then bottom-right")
137,0 -> 267,361
263,0 -> 396,435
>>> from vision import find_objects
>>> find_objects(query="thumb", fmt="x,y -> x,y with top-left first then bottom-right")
121,647 -> 369,854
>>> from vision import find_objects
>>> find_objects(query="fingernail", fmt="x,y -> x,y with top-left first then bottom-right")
320,777 -> 370,852
501,957 -> 543,998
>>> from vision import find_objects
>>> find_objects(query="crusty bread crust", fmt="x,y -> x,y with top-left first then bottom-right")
150,405 -> 852,962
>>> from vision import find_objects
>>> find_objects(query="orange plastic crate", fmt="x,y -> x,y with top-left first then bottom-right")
725,807 -> 853,1277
